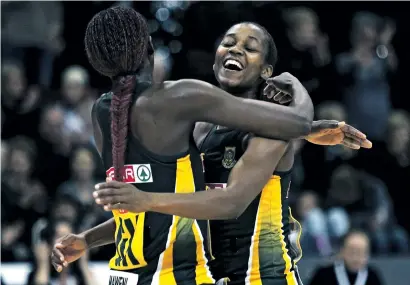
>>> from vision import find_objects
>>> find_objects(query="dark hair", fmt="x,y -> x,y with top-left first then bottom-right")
241,22 -> 278,69
85,7 -> 149,181
342,229 -> 369,246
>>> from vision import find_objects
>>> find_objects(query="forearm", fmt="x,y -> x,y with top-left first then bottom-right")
81,218 -> 116,249
149,190 -> 239,220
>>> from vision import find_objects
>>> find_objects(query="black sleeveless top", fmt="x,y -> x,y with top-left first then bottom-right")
199,125 -> 302,285
94,82 -> 214,284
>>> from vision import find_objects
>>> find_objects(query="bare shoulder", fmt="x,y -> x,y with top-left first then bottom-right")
193,122 -> 214,148
164,79 -> 215,99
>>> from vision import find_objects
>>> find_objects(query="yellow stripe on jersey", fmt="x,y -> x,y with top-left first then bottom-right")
109,211 -> 148,270
246,175 -> 297,285
154,154 -> 214,285
289,207 -> 303,263
272,179 -> 297,285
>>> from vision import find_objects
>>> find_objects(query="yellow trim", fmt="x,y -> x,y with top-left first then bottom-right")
156,154 -> 214,284
289,207 -> 303,263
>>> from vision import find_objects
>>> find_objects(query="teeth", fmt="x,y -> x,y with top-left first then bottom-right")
224,59 -> 243,70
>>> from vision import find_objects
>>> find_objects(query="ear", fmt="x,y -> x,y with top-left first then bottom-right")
261,64 -> 273,80
213,64 -> 216,72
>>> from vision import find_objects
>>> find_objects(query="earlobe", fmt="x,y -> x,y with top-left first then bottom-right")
261,65 -> 273,80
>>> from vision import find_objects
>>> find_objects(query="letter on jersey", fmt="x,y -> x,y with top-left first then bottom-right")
106,164 -> 153,183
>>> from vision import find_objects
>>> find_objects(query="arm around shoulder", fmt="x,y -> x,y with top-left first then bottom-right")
171,79 -> 312,140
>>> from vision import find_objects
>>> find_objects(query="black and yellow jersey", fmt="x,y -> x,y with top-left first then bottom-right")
95,82 -> 214,285
199,126 -> 302,285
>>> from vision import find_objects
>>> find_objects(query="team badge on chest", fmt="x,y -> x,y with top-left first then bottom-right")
222,146 -> 237,169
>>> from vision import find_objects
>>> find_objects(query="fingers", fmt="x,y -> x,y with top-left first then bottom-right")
342,137 -> 361,150
94,193 -> 125,206
341,124 -> 367,139
361,139 -> 373,149
95,180 -> 126,190
93,188 -> 118,198
103,203 -> 128,211
51,242 -> 69,272
279,94 -> 292,104
263,84 -> 275,97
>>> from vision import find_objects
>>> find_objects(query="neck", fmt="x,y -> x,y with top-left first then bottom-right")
220,85 -> 259,100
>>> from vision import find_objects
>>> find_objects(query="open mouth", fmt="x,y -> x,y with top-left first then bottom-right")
223,59 -> 244,71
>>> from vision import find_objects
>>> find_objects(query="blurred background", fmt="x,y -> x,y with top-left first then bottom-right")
1,1 -> 409,285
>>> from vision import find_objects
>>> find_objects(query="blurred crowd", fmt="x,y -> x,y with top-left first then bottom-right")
1,1 -> 410,284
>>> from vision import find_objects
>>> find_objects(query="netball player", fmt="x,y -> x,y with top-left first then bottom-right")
92,23 -> 371,285
50,7 -> 317,285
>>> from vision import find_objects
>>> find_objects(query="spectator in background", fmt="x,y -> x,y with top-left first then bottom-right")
28,219 -> 96,285
56,146 -> 109,232
1,1 -> 65,87
34,105 -> 71,196
363,110 -> 410,235
1,137 -> 47,261
335,12 -> 397,143
60,66 -> 95,146
1,61 -> 42,140
308,230 -> 384,285
279,6 -> 332,103
316,101 -> 357,163
301,101 -> 356,195
296,191 -> 333,257
326,164 -> 408,254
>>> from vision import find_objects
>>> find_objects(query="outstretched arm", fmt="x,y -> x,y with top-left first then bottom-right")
172,73 -> 314,140
94,137 -> 290,220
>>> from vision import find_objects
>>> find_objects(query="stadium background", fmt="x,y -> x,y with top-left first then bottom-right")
2,1 -> 409,284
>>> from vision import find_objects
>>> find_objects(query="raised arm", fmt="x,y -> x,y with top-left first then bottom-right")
95,137 -> 290,220
172,73 -> 313,140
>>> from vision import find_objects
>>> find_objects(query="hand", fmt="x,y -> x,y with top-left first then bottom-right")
305,120 -> 372,149
263,73 -> 294,104
94,180 -> 153,213
51,234 -> 87,272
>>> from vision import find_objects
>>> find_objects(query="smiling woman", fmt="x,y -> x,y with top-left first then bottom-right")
214,22 -> 277,95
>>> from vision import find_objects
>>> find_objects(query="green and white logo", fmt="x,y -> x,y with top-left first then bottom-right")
136,164 -> 153,183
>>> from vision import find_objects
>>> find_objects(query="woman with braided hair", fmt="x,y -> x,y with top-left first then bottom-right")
50,6 -> 316,285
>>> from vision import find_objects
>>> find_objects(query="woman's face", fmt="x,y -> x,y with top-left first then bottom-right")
214,23 -> 271,91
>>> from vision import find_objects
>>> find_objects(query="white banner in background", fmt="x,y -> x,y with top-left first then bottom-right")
0,262 -> 109,285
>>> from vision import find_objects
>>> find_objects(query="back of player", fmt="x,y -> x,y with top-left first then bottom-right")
95,82 -> 214,285
199,126 -> 302,285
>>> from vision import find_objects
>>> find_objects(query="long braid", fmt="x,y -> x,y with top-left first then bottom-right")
84,7 -> 149,180
111,75 -> 136,181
